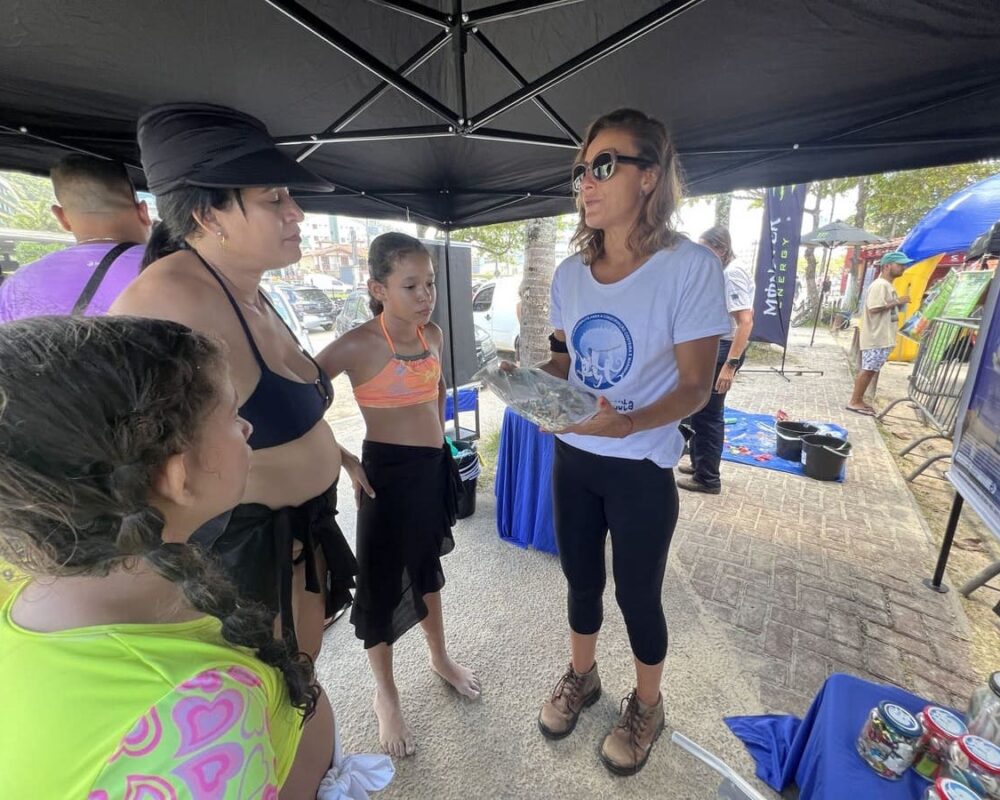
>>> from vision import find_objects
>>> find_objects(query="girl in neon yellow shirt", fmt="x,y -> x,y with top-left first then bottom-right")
0,316 -> 391,798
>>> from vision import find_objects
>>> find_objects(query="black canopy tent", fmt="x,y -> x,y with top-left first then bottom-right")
4,0 -> 1000,432
2,0 -> 1000,230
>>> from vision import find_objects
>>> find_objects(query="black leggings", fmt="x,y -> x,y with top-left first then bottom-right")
551,439 -> 679,666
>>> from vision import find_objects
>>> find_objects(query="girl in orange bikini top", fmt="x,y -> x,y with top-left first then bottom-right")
352,313 -> 440,409
315,233 -> 480,760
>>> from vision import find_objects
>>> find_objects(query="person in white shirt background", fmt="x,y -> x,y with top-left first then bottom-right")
677,225 -> 756,494
528,108 -> 731,776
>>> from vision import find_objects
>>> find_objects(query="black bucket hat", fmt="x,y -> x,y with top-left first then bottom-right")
137,103 -> 333,195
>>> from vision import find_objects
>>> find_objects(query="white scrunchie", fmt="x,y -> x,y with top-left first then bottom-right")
317,717 -> 395,800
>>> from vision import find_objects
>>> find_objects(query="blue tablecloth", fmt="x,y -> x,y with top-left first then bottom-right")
495,407 -> 558,555
444,386 -> 478,421
725,673 -> 945,799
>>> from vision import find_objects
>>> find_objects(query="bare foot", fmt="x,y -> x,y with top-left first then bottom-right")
373,688 -> 416,758
430,654 -> 482,699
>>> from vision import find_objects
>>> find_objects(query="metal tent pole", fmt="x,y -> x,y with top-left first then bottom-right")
263,0 -> 459,126
467,0 -> 704,131
809,245 -> 832,347
924,492 -> 963,593
444,229 -> 461,439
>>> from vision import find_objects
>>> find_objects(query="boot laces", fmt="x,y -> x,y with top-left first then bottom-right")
617,690 -> 648,749
551,665 -> 583,703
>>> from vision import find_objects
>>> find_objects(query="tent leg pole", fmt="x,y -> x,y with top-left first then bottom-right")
777,344 -> 790,381
809,248 -> 831,347
924,492 -> 963,593
444,229 -> 461,439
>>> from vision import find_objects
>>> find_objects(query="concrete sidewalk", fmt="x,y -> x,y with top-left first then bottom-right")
314,325 -> 985,799
670,327 -> 980,714
317,413 -> 771,798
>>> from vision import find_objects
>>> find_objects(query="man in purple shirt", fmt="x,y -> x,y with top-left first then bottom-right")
0,155 -> 151,322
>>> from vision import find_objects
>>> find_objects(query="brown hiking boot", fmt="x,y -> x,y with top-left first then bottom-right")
537,661 -> 601,739
599,690 -> 665,775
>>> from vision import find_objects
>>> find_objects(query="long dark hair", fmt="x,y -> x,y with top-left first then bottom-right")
367,232 -> 430,315
141,187 -> 245,269
571,108 -> 683,265
0,315 -> 318,718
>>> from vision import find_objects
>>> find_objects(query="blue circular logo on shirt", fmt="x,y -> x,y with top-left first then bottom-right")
571,313 -> 633,390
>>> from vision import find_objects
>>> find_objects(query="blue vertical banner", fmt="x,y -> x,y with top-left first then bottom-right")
750,184 -> 807,345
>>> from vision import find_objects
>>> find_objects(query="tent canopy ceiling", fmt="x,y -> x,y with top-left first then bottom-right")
2,0 -> 999,229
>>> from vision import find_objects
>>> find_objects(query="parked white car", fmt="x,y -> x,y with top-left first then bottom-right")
473,277 -> 521,354
260,282 -> 315,354
305,272 -> 351,292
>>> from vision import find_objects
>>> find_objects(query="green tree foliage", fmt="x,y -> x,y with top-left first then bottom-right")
864,162 -> 999,238
0,171 -> 66,266
451,220 -> 526,273
3,170 -> 57,205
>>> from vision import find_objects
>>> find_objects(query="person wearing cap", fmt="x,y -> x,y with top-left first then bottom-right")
846,250 -> 912,415
111,104 -> 368,664
0,154 -> 151,322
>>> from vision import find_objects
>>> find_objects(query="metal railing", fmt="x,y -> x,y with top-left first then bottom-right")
877,317 -> 979,481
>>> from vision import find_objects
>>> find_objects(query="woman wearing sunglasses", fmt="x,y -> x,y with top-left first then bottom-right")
534,108 -> 731,775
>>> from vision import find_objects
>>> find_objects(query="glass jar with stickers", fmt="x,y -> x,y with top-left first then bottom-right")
924,777 -> 984,800
916,706 -> 970,781
856,701 -> 923,779
947,735 -> 1000,799
968,673 -> 1000,747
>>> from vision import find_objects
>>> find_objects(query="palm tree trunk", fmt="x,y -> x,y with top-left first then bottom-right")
714,193 -> 732,228
520,217 -> 558,365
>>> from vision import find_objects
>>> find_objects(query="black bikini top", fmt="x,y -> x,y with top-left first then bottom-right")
196,253 -> 333,450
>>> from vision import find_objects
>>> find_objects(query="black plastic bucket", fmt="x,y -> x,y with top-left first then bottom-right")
456,478 -> 477,519
800,434 -> 852,481
452,439 -> 479,519
775,421 -> 820,461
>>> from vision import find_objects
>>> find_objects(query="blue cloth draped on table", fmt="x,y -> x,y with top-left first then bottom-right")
495,407 -> 558,554
444,386 -> 478,422
725,673 -> 952,799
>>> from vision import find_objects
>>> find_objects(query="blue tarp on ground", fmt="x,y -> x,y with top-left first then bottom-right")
721,408 -> 848,481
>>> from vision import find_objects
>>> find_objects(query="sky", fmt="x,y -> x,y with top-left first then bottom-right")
677,189 -> 860,265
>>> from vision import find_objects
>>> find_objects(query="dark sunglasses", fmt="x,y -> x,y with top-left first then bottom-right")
572,149 -> 654,193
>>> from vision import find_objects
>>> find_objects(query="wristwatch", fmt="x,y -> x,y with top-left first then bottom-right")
726,358 -> 741,369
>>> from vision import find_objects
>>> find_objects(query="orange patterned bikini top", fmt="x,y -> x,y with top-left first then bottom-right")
353,314 -> 441,409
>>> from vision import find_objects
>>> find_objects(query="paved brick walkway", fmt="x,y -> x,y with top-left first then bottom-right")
670,326 -> 980,715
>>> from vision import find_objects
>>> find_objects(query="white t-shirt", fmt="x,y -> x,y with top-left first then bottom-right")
550,239 -> 731,467
722,258 -> 756,340
860,276 -> 899,350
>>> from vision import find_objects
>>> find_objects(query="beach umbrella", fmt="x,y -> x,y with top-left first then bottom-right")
901,172 -> 1000,263
801,223 -> 886,345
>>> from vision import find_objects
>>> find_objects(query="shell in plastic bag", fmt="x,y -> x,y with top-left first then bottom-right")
473,362 -> 599,431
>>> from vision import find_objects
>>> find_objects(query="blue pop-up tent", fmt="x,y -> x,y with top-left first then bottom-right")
900,171 -> 1000,263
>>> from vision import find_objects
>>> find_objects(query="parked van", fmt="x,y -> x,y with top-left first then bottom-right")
473,277 -> 521,354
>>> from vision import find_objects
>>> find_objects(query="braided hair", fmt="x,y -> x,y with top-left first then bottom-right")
0,315 -> 318,718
